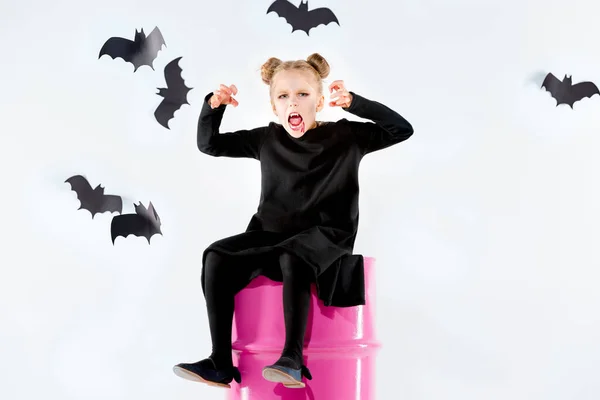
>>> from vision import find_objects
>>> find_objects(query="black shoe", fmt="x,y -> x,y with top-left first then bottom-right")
262,356 -> 312,388
173,358 -> 241,388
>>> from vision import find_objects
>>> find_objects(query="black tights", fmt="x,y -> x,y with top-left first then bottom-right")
203,251 -> 313,369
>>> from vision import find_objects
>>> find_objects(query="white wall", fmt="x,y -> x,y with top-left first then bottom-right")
2,0 -> 600,398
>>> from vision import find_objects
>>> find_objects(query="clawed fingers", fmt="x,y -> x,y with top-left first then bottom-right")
219,84 -> 233,95
328,79 -> 351,107
212,84 -> 239,107
328,79 -> 345,93
329,99 -> 349,107
228,84 -> 238,106
219,84 -> 238,96
329,89 -> 351,107
329,90 -> 349,100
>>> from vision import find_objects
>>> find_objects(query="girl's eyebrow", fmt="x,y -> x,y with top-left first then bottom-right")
277,87 -> 310,94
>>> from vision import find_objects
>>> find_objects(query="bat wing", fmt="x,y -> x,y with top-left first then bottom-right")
65,175 -> 93,198
136,26 -> 166,69
154,99 -> 181,129
267,0 -> 301,27
541,73 -> 561,97
571,81 -> 600,101
307,7 -> 340,29
111,209 -> 162,244
111,214 -> 143,243
135,201 -> 162,231
99,194 -> 123,214
65,175 -> 98,216
164,57 -> 192,94
99,37 -> 136,62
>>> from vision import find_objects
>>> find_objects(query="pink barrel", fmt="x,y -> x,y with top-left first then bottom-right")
227,257 -> 380,400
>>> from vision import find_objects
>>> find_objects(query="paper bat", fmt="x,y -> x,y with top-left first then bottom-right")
541,73 -> 599,108
267,0 -> 339,35
65,175 -> 123,218
99,27 -> 166,72
154,57 -> 192,129
110,201 -> 162,244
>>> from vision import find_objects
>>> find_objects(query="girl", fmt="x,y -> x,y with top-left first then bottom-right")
173,53 -> 414,388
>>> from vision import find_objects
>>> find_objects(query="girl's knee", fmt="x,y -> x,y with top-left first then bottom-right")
204,251 -> 229,278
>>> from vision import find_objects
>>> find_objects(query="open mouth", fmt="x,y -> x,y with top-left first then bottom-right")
287,112 -> 305,132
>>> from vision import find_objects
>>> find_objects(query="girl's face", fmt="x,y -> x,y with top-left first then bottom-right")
271,69 -> 324,138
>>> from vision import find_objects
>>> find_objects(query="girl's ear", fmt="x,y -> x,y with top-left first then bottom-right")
316,94 -> 325,112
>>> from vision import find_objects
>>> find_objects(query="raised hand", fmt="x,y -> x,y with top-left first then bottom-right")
328,80 -> 353,108
209,84 -> 239,108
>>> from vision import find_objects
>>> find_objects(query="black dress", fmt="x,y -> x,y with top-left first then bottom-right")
197,91 -> 414,307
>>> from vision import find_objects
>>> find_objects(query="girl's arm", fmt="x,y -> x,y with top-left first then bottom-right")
342,92 -> 414,155
197,92 -> 268,159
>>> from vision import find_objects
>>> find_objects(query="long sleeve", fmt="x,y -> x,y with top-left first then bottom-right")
197,92 -> 268,159
342,91 -> 414,155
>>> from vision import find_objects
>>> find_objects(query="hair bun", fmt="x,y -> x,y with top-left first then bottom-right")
261,57 -> 283,85
306,53 -> 330,79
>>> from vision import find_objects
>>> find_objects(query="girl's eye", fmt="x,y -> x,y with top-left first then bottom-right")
278,93 -> 308,99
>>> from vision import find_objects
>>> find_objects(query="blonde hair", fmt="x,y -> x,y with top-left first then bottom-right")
260,53 -> 330,96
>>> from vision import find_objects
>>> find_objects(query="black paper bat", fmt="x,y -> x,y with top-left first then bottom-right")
267,0 -> 339,35
65,175 -> 123,218
154,57 -> 192,129
111,201 -> 162,244
99,27 -> 166,72
541,73 -> 600,108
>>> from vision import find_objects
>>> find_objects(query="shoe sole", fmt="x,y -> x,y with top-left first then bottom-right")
262,367 -> 305,388
172,365 -> 231,388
